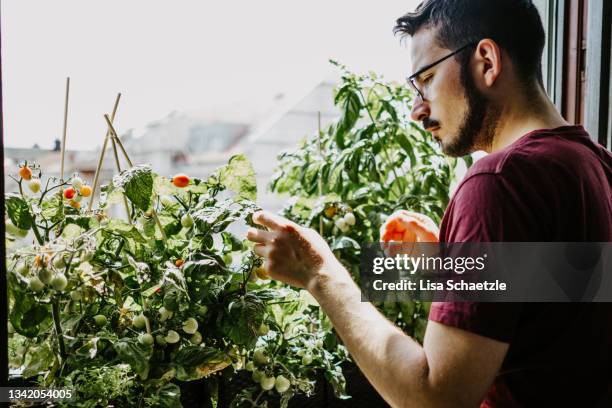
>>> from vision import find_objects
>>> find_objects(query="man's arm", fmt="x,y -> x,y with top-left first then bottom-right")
247,211 -> 509,408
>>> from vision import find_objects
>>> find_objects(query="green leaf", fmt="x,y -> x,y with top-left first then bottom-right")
41,193 -> 63,223
112,165 -> 154,211
5,193 -> 33,230
102,218 -> 146,243
114,338 -> 152,380
174,346 -> 225,367
331,236 -> 360,251
22,342 -> 55,378
155,383 -> 182,408
9,288 -> 51,337
221,293 -> 265,348
215,154 -> 257,201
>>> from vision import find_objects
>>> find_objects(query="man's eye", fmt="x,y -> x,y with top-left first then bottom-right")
423,74 -> 434,84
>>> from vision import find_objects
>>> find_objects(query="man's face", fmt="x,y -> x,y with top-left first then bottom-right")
408,28 -> 498,156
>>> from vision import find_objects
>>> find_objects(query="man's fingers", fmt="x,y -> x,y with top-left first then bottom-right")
253,243 -> 270,258
252,210 -> 288,231
246,228 -> 275,244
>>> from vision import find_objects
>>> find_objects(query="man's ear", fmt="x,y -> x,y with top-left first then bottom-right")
473,39 -> 502,88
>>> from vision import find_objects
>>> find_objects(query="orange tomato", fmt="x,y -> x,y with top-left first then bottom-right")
254,266 -> 269,280
172,174 -> 190,188
175,259 -> 184,268
34,254 -> 49,268
19,165 -> 33,180
80,185 -> 92,197
69,200 -> 81,209
324,206 -> 337,218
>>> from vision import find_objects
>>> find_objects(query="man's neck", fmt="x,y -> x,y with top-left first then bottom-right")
488,90 -> 569,153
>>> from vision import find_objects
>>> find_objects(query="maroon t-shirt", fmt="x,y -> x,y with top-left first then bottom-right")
428,126 -> 612,407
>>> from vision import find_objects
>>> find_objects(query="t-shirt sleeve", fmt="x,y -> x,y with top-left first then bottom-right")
429,174 -> 527,343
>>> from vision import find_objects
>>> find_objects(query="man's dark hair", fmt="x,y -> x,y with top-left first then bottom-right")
394,0 -> 546,88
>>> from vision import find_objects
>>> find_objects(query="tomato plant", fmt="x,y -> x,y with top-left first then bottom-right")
270,63 -> 471,341
6,154 -> 347,407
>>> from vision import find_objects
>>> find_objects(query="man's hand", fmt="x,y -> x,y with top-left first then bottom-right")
247,210 -> 347,290
380,210 -> 440,243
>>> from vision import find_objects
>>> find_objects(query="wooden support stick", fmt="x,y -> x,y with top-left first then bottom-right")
88,93 -> 121,211
317,111 -> 324,235
104,114 -> 133,167
103,115 -> 167,243
60,77 -> 70,184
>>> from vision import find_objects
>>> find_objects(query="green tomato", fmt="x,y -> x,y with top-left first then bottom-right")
53,254 -> 66,269
51,274 -> 68,291
196,305 -> 208,317
251,369 -> 262,383
28,276 -> 44,293
182,317 -> 198,334
190,331 -> 203,345
253,348 -> 269,365
16,262 -> 29,276
156,334 -> 167,346
8,322 -> 15,335
165,330 -> 180,344
302,352 -> 313,365
258,323 -> 270,336
245,361 -> 255,372
260,375 -> 275,391
159,306 -> 173,321
343,212 -> 356,226
180,213 -> 194,228
70,289 -> 82,301
275,375 -> 291,393
133,314 -> 147,330
139,333 -> 154,346
71,176 -> 84,190
38,268 -> 53,284
93,315 -> 107,327
28,178 -> 41,193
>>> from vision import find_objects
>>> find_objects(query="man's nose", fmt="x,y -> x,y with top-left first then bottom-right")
410,98 -> 430,122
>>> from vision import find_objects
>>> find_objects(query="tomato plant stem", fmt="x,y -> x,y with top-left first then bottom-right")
52,299 -> 67,361
356,88 -> 403,183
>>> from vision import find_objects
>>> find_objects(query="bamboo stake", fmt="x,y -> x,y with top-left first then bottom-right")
103,115 -> 132,167
103,115 -> 133,223
88,93 -> 122,211
59,77 -> 70,185
317,111 -> 324,235
110,136 -> 133,224
103,115 -> 167,243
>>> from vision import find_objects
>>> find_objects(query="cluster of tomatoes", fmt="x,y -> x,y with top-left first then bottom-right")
62,176 -> 92,210
323,204 -> 356,234
18,163 -> 42,194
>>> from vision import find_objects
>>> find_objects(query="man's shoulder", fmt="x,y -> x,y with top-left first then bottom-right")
465,125 -> 610,180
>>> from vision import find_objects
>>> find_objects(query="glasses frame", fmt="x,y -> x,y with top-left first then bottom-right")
407,42 -> 477,100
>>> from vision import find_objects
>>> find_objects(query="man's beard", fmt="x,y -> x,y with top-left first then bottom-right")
441,62 -> 501,157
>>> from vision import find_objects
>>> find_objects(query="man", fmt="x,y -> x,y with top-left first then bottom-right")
247,0 -> 612,406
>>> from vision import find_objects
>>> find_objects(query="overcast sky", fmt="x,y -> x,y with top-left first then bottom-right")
2,0 -> 419,150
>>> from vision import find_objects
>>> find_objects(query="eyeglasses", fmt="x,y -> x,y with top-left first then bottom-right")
407,42 -> 477,100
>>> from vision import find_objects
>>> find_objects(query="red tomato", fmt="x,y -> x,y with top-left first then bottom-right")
64,187 -> 76,200
172,174 -> 190,188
